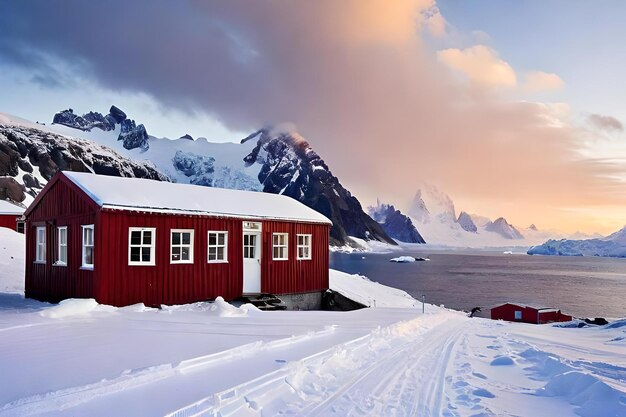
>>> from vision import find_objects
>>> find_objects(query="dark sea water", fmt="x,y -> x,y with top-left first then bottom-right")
330,250 -> 626,319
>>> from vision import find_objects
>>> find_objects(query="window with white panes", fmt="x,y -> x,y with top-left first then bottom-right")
171,229 -> 194,263
128,228 -> 156,265
207,231 -> 228,262
296,234 -> 312,260
35,227 -> 46,263
272,233 -> 288,260
56,226 -> 68,265
82,225 -> 94,268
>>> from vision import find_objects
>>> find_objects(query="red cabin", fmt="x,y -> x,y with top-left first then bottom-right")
491,303 -> 573,324
0,199 -> 25,233
24,171 -> 331,307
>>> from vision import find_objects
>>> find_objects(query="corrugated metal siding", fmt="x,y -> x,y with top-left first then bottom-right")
97,210 -> 244,307
25,178 -> 97,302
0,215 -> 19,230
261,221 -> 330,295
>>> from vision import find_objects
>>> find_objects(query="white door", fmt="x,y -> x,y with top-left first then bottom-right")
243,232 -> 261,293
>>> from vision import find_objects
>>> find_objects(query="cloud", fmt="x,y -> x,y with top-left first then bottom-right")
437,47 -> 565,94
523,71 -> 565,93
1,0 -> 625,232
436,45 -> 517,88
421,3 -> 447,37
587,114 -> 623,132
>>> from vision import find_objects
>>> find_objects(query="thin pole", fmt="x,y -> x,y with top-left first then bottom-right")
422,294 -> 425,314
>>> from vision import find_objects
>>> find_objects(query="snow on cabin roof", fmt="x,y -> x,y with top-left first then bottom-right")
0,199 -> 25,215
491,302 -> 561,311
62,171 -> 332,224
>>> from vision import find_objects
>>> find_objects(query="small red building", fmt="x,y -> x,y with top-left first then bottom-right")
491,303 -> 573,324
24,171 -> 331,307
0,199 -> 25,233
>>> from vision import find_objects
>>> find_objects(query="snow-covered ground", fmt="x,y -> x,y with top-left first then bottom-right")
0,228 -> 624,416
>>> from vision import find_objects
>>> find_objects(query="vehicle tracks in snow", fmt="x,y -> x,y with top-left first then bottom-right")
302,320 -> 467,417
167,313 -> 469,417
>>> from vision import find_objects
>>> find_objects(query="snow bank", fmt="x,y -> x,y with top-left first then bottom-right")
40,299 -> 116,319
538,371 -> 626,417
329,269 -> 422,308
162,297 -> 259,317
0,228 -> 25,294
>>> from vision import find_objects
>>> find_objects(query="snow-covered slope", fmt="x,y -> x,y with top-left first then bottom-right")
1,231 -> 624,416
528,226 -> 626,258
0,113 -> 167,207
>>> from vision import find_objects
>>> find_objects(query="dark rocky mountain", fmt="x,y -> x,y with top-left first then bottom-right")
0,123 -> 166,203
180,134 -> 194,140
242,128 -> 396,246
46,106 -> 398,247
368,201 -> 425,243
484,217 -> 524,240
53,106 -> 149,151
457,211 -> 478,233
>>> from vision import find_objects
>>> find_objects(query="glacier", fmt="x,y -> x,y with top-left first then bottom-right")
528,226 -> 626,258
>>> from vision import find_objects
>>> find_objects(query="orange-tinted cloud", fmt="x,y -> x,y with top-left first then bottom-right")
2,0 -> 625,233
523,71 -> 565,93
437,45 -> 517,88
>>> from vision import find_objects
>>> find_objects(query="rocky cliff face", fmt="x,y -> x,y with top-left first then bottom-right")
53,106 -> 149,151
457,211 -> 478,233
0,123 -> 166,203
368,202 -> 425,243
242,128 -> 396,246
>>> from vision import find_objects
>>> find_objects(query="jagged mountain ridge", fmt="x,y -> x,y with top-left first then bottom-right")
2,108 -> 396,247
457,211 -> 477,233
484,217 -> 524,240
241,128 -> 395,245
367,201 -> 425,244
53,106 -> 149,151
0,116 -> 167,205
407,184 -> 529,246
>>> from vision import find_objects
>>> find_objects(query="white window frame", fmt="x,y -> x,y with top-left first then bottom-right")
35,226 -> 46,263
207,231 -> 228,263
128,227 -> 156,266
55,226 -> 68,266
514,310 -> 522,320
82,224 -> 95,269
296,234 -> 312,260
272,233 -> 289,260
170,229 -> 194,264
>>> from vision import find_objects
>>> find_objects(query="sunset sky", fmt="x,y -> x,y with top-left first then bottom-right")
1,1 -> 625,234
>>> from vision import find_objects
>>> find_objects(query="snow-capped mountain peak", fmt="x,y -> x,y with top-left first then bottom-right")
605,225 -> 626,243
457,211 -> 478,233
409,183 -> 456,224
484,217 -> 524,240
